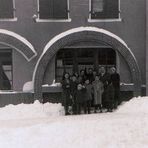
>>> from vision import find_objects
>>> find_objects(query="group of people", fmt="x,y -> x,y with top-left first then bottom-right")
61,66 -> 120,115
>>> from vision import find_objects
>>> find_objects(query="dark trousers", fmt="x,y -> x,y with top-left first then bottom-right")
86,100 -> 91,114
77,102 -> 87,114
63,91 -> 71,115
71,94 -> 77,114
105,100 -> 114,111
114,89 -> 120,109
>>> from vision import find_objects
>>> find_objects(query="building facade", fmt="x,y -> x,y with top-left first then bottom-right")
0,0 -> 146,105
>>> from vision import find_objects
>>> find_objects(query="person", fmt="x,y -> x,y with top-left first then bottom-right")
70,75 -> 78,114
76,83 -> 87,114
104,81 -> 115,112
92,70 -> 97,81
87,68 -> 94,83
84,79 -> 93,114
78,69 -> 87,84
99,66 -> 110,109
73,72 -> 79,79
61,72 -> 71,115
110,67 -> 120,109
92,75 -> 104,113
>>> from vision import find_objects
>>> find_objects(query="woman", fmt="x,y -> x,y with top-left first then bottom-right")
92,75 -> 104,113
61,72 -> 71,115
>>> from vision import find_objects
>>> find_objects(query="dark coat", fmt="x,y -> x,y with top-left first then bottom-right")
110,72 -> 120,103
86,73 -> 94,83
76,88 -> 87,104
99,72 -> 110,89
105,83 -> 114,103
61,79 -> 71,106
110,73 -> 120,89
70,81 -> 78,95
70,80 -> 78,101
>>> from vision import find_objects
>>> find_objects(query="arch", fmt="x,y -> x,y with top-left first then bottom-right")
33,27 -> 141,100
0,29 -> 37,61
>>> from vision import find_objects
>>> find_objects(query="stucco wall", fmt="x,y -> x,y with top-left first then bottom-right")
0,0 -> 146,90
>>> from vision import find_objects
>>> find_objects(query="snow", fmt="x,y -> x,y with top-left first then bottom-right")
116,96 -> 148,114
0,97 -> 148,148
23,81 -> 34,92
0,101 -> 64,120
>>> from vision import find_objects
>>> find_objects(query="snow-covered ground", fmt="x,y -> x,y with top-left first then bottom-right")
0,97 -> 148,148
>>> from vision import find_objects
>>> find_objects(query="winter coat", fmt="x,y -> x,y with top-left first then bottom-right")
92,80 -> 104,105
70,80 -> 78,101
61,79 -> 71,106
76,87 -> 87,104
110,73 -> 120,89
99,72 -> 110,89
105,83 -> 114,103
86,73 -> 94,83
84,84 -> 93,101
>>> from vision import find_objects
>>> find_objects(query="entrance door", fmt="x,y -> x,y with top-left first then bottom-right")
56,48 -> 116,81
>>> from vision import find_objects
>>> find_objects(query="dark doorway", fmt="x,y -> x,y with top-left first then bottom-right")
0,49 -> 12,90
56,47 -> 116,81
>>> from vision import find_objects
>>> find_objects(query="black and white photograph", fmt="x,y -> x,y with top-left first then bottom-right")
0,0 -> 147,147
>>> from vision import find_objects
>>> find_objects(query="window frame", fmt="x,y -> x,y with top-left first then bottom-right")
88,0 -> 121,22
36,0 -> 71,22
0,0 -> 17,21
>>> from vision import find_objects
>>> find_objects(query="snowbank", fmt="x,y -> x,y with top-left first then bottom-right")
0,101 -> 64,120
116,96 -> 148,114
0,97 -> 148,148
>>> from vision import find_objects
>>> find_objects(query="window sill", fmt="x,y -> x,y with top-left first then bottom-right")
0,17 -> 17,22
35,18 -> 72,22
88,18 -> 122,23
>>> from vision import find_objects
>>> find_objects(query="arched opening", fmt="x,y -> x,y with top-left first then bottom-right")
0,29 -> 37,91
55,46 -> 116,82
33,27 -> 141,101
0,29 -> 37,61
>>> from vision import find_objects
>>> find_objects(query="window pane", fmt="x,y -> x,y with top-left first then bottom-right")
92,0 -> 104,13
0,0 -> 14,18
91,0 -> 119,19
104,0 -> 119,18
39,0 -> 68,19
98,48 -> 116,65
53,0 -> 68,19
39,0 -> 53,19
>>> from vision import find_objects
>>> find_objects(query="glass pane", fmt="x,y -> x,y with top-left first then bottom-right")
0,0 -> 14,18
39,0 -> 53,19
39,0 -> 68,19
92,0 -> 104,13
98,48 -> 116,65
91,0 -> 119,19
53,0 -> 68,19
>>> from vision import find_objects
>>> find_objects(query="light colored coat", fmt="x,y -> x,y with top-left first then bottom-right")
92,80 -> 104,105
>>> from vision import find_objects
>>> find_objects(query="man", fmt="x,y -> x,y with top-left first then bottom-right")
110,67 -> 120,109
99,66 -> 110,109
